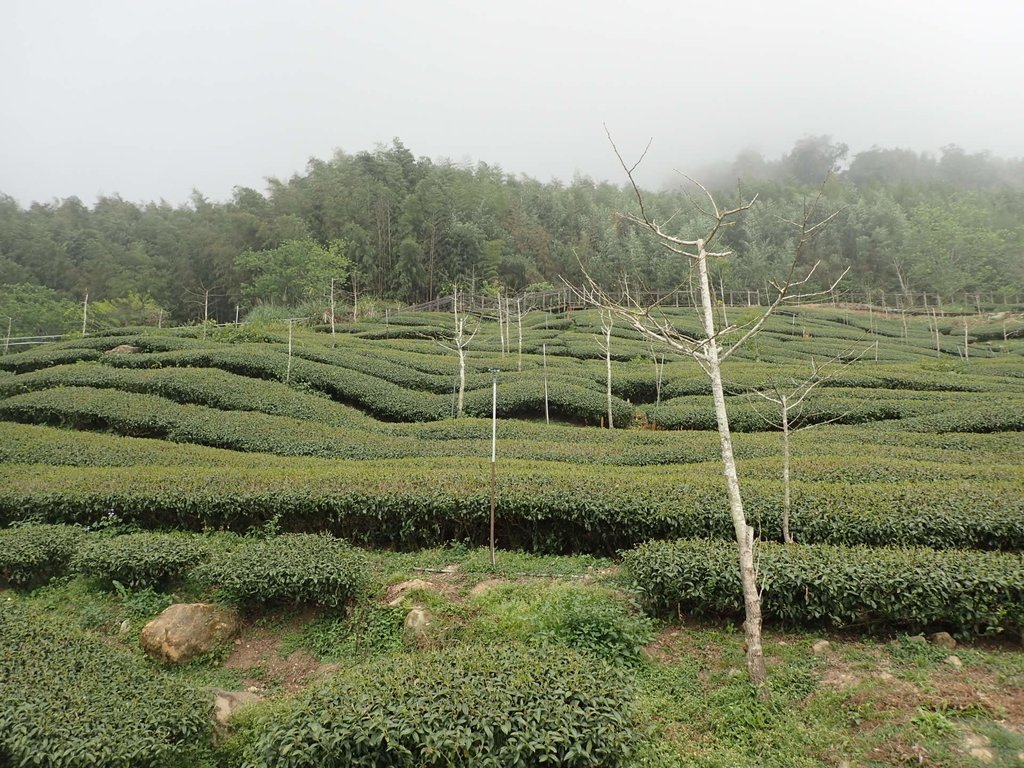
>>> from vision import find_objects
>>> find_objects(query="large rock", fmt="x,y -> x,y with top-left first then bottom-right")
929,631 -> 957,650
141,603 -> 240,664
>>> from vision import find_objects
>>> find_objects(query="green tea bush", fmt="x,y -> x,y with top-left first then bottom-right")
241,645 -> 638,768
196,533 -> 369,608
624,538 -> 1024,637
0,346 -> 100,373
1,461 -> 1020,553
0,602 -> 210,767
0,523 -> 83,587
72,531 -> 209,589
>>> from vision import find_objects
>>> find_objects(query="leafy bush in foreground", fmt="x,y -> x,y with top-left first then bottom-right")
240,645 -> 638,768
624,538 -> 1024,637
0,523 -> 83,587
196,533 -> 369,608
72,531 -> 209,589
0,602 -> 210,767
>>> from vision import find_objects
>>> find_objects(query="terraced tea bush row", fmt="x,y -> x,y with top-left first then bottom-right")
1,461 -> 1019,552
623,538 -> 1024,637
0,386 -> 426,458
196,533 -> 369,608
0,363 -> 377,430
72,531 -> 209,589
236,645 -> 637,768
0,601 -> 210,767
0,345 -> 101,373
0,523 -> 84,586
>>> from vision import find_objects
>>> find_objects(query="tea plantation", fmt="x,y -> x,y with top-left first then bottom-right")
1,305 -> 1022,767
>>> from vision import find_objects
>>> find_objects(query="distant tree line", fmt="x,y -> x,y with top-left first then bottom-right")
1,136 -> 1022,331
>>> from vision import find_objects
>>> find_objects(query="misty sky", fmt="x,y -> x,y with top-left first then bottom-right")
3,0 -> 1023,206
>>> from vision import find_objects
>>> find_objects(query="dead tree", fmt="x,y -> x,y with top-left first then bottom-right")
572,130 -> 844,698
436,285 -> 478,418
747,349 -> 867,544
595,309 -> 615,428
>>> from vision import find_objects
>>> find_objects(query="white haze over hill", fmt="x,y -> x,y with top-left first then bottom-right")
2,0 -> 1023,205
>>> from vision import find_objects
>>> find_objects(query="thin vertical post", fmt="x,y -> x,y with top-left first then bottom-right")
489,369 -> 498,568
235,304 -> 240,326
82,291 -> 89,336
286,319 -> 294,383
330,278 -> 336,347
542,343 -> 549,425
3,317 -> 11,356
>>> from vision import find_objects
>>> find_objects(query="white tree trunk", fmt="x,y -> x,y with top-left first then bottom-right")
781,396 -> 793,544
696,243 -> 768,696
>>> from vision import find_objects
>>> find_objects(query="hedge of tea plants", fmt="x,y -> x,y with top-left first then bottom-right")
622,538 -> 1024,637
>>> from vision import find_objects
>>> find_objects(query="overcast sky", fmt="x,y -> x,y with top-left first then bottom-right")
3,0 -> 1023,206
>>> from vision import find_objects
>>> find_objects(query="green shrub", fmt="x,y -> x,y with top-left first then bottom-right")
0,523 -> 83,587
0,460 -> 1020,554
0,602 -> 210,767
72,531 -> 208,589
241,645 -> 638,768
196,533 -> 369,608
623,538 -> 1024,637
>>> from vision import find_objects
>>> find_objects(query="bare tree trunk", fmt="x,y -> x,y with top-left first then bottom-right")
516,297 -> 524,372
781,395 -> 793,544
82,291 -> 89,336
3,317 -> 11,356
599,310 -> 614,429
963,319 -> 970,361
696,244 -> 768,697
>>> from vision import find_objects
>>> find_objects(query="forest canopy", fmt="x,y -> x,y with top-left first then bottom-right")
1,136 -> 1022,331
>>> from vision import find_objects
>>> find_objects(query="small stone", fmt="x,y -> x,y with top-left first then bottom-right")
906,634 -> 927,645
246,685 -> 260,694
118,619 -> 131,635
211,689 -> 261,727
811,639 -> 832,656
838,761 -> 852,768
928,631 -> 957,650
386,579 -> 436,607
403,605 -> 432,647
944,655 -> 963,668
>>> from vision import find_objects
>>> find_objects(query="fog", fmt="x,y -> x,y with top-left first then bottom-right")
3,0 -> 1022,205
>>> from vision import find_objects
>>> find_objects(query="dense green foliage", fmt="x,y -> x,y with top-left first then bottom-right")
72,531 -> 209,589
623,538 -> 1024,637
1,458 -> 1019,553
0,602 -> 210,767
3,137 -> 1024,335
238,645 -> 638,768
196,533 -> 369,608
0,523 -> 83,586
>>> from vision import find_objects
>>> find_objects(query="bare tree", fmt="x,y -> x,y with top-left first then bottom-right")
747,350 -> 867,544
650,344 -> 665,427
595,309 -> 615,428
572,130 -> 844,698
436,285 -> 478,418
